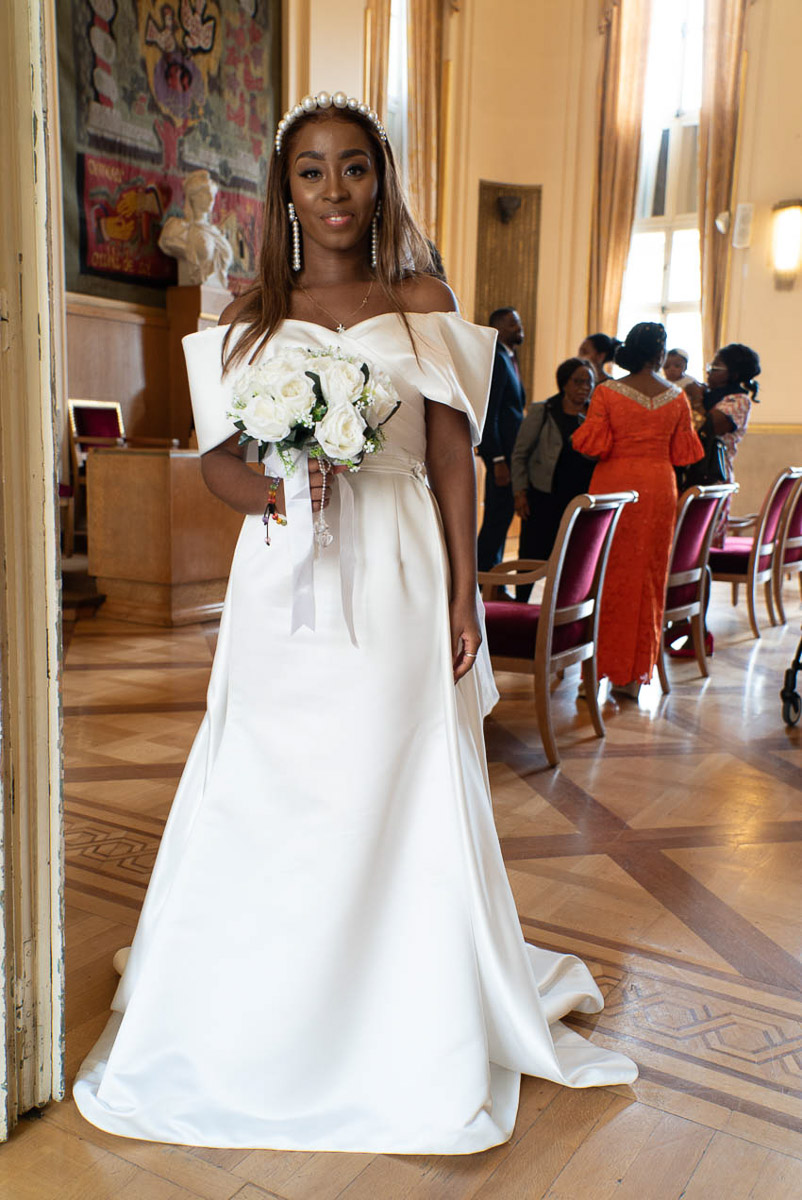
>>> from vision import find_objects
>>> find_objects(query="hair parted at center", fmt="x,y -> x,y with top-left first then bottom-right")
222,108 -> 435,373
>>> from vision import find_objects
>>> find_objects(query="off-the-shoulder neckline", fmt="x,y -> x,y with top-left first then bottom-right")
185,309 -> 466,340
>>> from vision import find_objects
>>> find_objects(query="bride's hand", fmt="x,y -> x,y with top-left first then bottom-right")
308,458 -> 348,512
450,596 -> 482,682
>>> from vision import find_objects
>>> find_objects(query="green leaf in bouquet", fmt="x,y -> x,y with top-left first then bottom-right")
288,425 -> 309,448
305,370 -> 324,403
360,362 -> 370,384
237,432 -> 251,446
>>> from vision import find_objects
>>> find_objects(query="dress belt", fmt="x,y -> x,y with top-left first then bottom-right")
267,448 -> 428,644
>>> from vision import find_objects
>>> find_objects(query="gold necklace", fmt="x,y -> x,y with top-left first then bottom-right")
297,281 -> 374,334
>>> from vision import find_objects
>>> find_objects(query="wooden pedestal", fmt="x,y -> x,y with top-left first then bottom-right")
87,447 -> 244,626
166,283 -> 231,444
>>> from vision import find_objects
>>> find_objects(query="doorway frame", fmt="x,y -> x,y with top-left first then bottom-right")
0,0 -> 66,1139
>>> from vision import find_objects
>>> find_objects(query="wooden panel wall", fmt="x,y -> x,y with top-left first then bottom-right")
65,293 -> 170,440
728,426 -> 802,517
474,181 -> 541,400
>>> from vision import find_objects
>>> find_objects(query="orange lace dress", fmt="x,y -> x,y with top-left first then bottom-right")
572,381 -> 703,686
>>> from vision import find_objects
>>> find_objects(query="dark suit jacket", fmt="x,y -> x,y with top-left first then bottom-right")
478,345 -> 526,464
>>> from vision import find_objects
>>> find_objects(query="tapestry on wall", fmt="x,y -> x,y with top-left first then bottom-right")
58,0 -> 280,303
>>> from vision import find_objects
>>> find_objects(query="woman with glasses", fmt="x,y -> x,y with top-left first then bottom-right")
511,357 -> 596,600
666,343 -> 761,660
702,344 -> 761,545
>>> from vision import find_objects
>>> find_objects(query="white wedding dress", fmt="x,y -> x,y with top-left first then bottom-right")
73,311 -> 636,1153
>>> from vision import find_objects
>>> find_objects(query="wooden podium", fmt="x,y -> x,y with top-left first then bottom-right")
87,447 -> 245,626
166,283 -> 231,444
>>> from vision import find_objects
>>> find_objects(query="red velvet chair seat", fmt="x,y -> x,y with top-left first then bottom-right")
709,535 -> 766,574
484,601 -> 586,657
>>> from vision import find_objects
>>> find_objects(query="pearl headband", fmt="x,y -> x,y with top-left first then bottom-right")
274,90 -> 388,155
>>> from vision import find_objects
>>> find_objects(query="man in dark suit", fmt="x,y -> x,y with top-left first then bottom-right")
477,307 -> 526,570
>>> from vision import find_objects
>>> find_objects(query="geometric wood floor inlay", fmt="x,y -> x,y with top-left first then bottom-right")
3,578 -> 801,1198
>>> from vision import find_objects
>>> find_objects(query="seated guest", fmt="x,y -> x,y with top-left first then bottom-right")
664,347 -> 704,425
578,333 -> 621,384
477,308 -> 526,570
511,358 -> 596,601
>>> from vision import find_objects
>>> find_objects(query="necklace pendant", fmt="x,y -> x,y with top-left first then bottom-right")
336,323 -> 346,334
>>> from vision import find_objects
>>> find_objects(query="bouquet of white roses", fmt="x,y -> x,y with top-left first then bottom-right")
228,346 -> 400,472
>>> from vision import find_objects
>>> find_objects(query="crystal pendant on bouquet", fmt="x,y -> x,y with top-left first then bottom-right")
314,510 -> 334,550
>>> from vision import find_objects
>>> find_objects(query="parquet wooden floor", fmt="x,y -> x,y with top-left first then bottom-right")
2,580 -> 801,1199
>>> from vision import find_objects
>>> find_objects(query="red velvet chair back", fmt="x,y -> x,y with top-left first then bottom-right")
665,485 -> 735,611
69,400 -> 125,442
538,492 -> 637,660
548,505 -> 618,653
758,473 -> 799,572
778,476 -> 802,568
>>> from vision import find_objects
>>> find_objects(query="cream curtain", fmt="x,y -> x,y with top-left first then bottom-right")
406,0 -> 443,237
698,0 -> 750,360
365,0 -> 392,119
587,0 -> 652,334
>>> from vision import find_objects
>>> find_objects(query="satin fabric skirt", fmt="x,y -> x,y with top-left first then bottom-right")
73,465 -> 637,1153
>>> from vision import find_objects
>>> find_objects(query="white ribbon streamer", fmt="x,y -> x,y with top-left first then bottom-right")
263,450 -> 426,645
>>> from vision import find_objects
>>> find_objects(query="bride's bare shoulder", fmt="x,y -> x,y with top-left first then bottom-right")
399,274 -> 459,315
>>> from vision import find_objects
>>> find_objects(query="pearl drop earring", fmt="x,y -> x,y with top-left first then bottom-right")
370,200 -> 382,270
288,201 -> 302,272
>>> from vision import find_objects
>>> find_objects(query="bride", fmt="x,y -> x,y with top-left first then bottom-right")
73,90 -> 636,1154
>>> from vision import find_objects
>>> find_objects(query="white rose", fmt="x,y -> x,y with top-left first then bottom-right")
272,371 -> 316,425
364,375 -> 399,428
238,389 -> 294,443
315,405 -> 367,462
272,348 -> 309,372
317,359 -> 366,409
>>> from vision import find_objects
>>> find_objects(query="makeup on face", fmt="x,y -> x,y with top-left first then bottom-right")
288,118 -> 379,253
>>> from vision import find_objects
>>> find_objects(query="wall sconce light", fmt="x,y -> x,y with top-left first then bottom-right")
496,195 -> 522,225
771,200 -> 802,289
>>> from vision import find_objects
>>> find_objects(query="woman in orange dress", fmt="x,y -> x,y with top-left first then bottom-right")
572,322 -> 703,697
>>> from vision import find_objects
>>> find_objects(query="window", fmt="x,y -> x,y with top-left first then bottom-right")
617,0 -> 704,377
386,0 -> 409,185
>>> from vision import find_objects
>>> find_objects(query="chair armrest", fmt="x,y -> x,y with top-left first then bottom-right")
478,559 -> 549,598
727,513 -> 758,532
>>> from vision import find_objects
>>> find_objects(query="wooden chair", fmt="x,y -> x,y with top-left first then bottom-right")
478,490 -> 637,767
657,482 -> 737,694
772,474 -> 802,624
709,466 -> 802,638
67,400 -> 179,537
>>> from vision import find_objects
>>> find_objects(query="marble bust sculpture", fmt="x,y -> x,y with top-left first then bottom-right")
159,169 -> 233,290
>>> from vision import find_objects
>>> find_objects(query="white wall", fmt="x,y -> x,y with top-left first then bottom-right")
442,0 -> 600,405
725,0 -> 802,427
307,0 -> 364,100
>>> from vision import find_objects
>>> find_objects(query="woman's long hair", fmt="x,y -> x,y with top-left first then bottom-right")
222,109 -> 434,373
